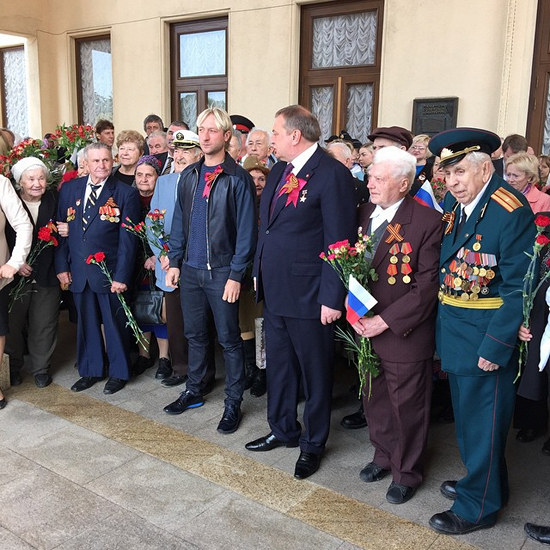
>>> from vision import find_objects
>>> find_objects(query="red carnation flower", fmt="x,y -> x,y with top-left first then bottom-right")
94,252 -> 106,262
86,254 -> 94,264
536,234 -> 550,247
535,215 -> 550,228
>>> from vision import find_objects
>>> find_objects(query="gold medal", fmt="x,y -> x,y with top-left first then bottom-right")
454,277 -> 462,287
390,256 -> 398,264
472,284 -> 481,294
486,269 -> 495,280
460,292 -> 470,301
479,268 -> 487,277
403,275 -> 411,284
473,267 -> 479,275
402,254 -> 411,263
473,242 -> 481,251
388,276 -> 396,285
470,292 -> 479,301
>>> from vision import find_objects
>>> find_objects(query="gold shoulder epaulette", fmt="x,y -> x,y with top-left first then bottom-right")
490,187 -> 523,212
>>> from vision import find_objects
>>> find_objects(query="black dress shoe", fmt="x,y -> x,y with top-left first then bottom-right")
217,402 -> 242,434
359,461 -> 390,483
542,438 -> 550,456
71,376 -> 103,392
245,433 -> 299,452
0,398 -> 6,410
103,378 -> 126,395
429,510 -> 495,535
155,358 -> 172,380
386,481 -> 416,504
161,374 -> 187,387
440,480 -> 457,500
34,374 -> 52,388
250,369 -> 266,397
294,451 -> 321,479
516,428 -> 544,443
525,522 -> 550,544
340,408 -> 368,429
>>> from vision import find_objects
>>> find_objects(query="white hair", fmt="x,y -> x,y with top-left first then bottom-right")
326,141 -> 352,160
371,145 -> 417,186
246,128 -> 270,145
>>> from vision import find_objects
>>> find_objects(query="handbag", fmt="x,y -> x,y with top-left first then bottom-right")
132,287 -> 165,325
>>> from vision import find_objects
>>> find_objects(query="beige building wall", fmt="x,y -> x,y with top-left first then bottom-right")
0,0 -> 540,139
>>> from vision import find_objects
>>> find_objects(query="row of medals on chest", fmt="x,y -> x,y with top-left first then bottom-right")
440,239 -> 496,301
387,242 -> 412,285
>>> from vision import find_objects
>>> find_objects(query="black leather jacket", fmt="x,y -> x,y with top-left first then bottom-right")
168,153 -> 257,282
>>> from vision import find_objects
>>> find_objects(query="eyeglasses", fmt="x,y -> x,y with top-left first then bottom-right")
410,145 -> 427,151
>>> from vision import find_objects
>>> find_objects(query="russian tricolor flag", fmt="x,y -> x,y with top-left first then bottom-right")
346,274 -> 378,325
413,181 -> 443,213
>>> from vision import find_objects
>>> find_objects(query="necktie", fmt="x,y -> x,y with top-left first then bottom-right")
83,184 -> 100,229
270,162 -> 294,219
454,208 -> 466,242
162,156 -> 173,175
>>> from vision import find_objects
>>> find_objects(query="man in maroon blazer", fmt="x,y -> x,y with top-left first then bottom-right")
351,146 -> 443,504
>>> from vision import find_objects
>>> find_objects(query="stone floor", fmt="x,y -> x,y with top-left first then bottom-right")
0,311 -> 549,550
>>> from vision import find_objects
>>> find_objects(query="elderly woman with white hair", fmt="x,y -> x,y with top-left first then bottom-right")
5,157 -> 59,390
0,159 -> 33,409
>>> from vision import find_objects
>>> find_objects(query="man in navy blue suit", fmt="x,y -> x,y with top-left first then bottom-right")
245,105 -> 357,479
55,142 -> 140,395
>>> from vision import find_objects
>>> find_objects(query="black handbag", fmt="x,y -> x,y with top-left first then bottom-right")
132,288 -> 165,325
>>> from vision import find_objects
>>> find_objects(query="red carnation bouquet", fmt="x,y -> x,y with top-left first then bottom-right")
85,251 -> 147,349
123,210 -> 170,257
54,124 -> 95,157
9,221 -> 58,311
320,228 -> 380,397
519,214 -> 550,378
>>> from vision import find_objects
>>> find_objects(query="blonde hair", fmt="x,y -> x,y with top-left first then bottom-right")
505,152 -> 539,185
116,130 -> 145,154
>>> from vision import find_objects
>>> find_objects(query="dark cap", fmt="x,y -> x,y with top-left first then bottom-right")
243,155 -> 270,175
367,126 -> 413,149
230,115 -> 255,134
325,134 -> 339,144
428,127 -> 501,168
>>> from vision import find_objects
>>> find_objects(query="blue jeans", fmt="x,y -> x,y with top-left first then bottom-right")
180,264 -> 244,404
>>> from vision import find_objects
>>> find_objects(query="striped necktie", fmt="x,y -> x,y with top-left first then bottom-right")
83,184 -> 100,229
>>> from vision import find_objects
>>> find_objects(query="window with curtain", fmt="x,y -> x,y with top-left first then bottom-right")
75,35 -> 113,125
170,18 -> 228,131
300,0 -> 383,144
0,46 -> 28,137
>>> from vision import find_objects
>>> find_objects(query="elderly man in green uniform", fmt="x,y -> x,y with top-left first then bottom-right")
427,128 -> 535,535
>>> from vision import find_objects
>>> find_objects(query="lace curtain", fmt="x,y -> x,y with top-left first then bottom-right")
311,86 -> 334,143
312,12 -> 377,69
180,92 -> 198,132
79,38 -> 112,125
179,30 -> 226,77
543,75 -> 550,155
2,47 -> 28,137
347,84 -> 373,143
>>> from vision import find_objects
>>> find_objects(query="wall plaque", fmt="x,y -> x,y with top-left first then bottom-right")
412,97 -> 458,136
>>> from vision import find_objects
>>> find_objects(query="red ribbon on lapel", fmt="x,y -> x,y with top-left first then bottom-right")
385,223 -> 404,244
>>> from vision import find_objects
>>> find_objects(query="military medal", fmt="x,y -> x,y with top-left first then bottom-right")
460,292 -> 470,300
481,286 -> 489,295
473,234 -> 482,251
76,199 -> 81,207
67,206 -> 76,222
299,189 -> 307,202
387,264 -> 398,285
401,263 -> 412,284
486,269 -> 495,280
401,242 -> 412,264
479,267 -> 487,277
389,243 -> 399,264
